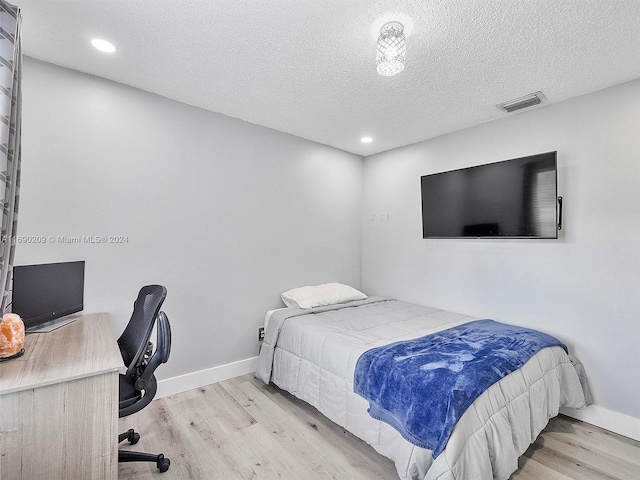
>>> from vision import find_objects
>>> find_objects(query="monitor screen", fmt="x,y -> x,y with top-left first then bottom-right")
12,261 -> 85,330
421,152 -> 558,238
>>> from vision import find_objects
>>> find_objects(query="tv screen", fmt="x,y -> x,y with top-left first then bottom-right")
12,260 -> 85,330
421,152 -> 558,239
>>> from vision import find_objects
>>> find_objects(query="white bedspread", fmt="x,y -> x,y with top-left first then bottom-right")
256,298 -> 586,480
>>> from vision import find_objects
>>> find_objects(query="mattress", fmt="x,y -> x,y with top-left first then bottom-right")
256,297 -> 586,480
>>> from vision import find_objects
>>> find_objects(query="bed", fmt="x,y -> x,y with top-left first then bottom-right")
256,290 -> 586,480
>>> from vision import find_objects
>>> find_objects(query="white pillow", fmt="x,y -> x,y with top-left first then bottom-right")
281,283 -> 367,309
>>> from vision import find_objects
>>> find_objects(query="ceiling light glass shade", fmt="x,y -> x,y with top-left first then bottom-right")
376,22 -> 405,76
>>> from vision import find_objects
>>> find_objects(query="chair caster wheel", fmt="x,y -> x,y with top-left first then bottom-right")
156,454 -> 170,472
126,429 -> 140,445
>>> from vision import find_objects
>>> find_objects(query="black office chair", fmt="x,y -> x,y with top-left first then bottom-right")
117,285 -> 172,473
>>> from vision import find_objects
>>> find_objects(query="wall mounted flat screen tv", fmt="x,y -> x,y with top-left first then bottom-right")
12,260 -> 85,332
421,152 -> 559,239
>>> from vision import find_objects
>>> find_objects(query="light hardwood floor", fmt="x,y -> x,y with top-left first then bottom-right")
118,374 -> 640,480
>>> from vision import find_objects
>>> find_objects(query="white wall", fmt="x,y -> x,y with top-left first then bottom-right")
362,79 -> 640,420
16,58 -> 364,380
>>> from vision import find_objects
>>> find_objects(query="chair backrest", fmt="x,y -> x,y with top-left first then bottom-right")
118,309 -> 171,417
118,285 -> 167,379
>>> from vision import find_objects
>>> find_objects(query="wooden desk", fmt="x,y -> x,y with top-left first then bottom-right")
0,313 -> 123,479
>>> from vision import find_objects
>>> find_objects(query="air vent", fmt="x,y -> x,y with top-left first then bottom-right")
498,91 -> 546,113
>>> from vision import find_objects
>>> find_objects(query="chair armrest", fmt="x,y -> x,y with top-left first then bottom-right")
134,312 -> 171,392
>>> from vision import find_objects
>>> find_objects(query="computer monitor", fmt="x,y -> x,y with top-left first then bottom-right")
12,260 -> 85,333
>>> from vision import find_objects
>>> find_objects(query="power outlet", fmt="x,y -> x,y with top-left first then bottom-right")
258,327 -> 265,342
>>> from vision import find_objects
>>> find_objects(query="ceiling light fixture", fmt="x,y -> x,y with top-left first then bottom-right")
361,136 -> 373,143
376,22 -> 405,77
91,38 -> 116,53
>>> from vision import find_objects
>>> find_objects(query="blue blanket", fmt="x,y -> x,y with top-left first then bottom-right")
353,319 -> 567,457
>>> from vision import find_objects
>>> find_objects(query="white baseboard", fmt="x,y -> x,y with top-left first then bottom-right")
156,356 -> 258,399
560,405 -> 640,442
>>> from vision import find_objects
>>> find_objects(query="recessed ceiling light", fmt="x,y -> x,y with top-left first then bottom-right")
361,137 -> 373,143
91,38 -> 116,53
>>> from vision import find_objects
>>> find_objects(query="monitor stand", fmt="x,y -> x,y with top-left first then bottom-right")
25,315 -> 79,333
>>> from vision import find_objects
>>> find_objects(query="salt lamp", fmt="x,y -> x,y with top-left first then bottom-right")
0,313 -> 24,359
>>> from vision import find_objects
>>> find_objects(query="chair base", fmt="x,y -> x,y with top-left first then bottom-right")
118,428 -> 170,473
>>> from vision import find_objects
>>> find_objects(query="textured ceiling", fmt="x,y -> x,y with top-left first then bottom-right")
14,0 -> 640,156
